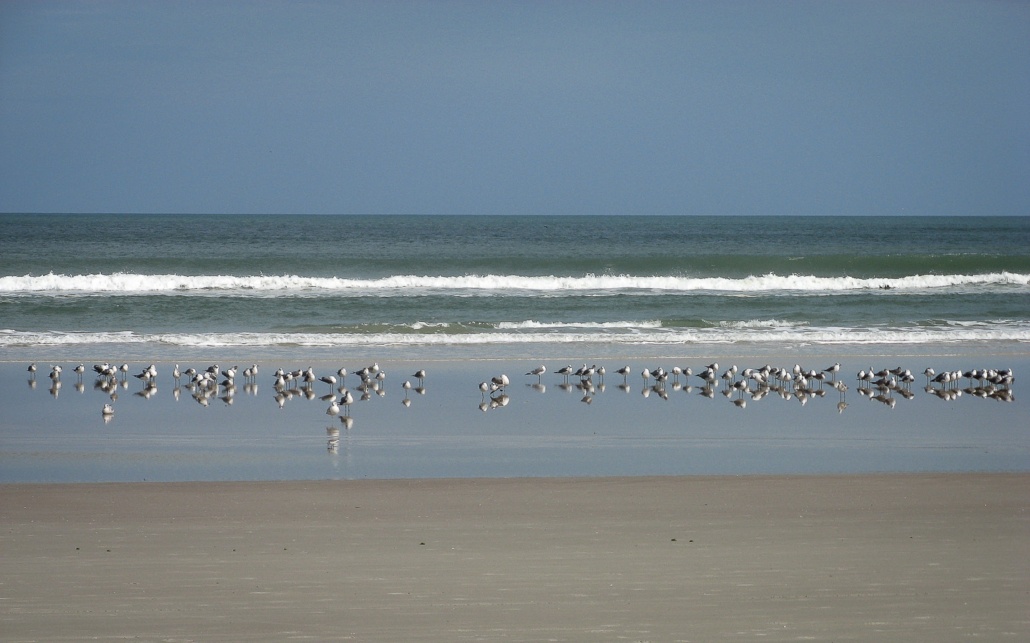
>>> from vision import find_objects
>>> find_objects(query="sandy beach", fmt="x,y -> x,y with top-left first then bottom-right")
2,473 -> 1027,641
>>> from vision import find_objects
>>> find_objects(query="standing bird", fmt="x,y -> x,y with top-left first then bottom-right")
526,365 -> 546,381
412,369 -> 426,386
319,374 -> 337,392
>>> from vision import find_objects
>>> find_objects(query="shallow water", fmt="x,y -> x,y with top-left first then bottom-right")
3,355 -> 1026,483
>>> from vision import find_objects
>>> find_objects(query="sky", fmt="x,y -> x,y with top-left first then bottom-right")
1,0 -> 1028,216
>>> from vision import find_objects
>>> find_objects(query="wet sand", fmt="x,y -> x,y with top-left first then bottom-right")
2,474 -> 1027,641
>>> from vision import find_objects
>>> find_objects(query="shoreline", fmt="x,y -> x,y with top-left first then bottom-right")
3,473 -> 1028,640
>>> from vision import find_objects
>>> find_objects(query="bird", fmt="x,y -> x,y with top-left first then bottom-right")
823,363 -> 840,380
102,403 -> 114,417
526,365 -> 546,381
340,390 -> 354,413
326,399 -> 340,416
320,375 -> 337,391
412,369 -> 426,385
402,380 -> 412,397
491,374 -> 510,390
616,366 -> 631,381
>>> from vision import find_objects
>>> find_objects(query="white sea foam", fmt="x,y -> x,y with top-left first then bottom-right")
1,271 -> 1028,296
495,320 -> 664,330
4,322 -> 1029,349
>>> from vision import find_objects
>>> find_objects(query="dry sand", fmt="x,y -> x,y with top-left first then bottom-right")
2,474 -> 1028,641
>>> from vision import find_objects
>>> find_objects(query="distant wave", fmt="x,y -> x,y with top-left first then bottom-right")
4,320 -> 1029,348
1,271 -> 1028,296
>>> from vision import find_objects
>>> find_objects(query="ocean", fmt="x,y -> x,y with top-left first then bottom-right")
2,214 -> 1029,360
2,214 -> 1027,482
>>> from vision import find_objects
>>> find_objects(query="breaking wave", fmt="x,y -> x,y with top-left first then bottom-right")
1,271 -> 1028,296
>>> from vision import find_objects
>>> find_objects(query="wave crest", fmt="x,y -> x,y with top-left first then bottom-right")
1,271 -> 1027,296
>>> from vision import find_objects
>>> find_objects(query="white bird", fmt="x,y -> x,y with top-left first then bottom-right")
526,365 -> 546,380
326,399 -> 340,416
102,403 -> 114,416
402,380 -> 412,397
340,390 -> 354,412
491,374 -> 510,389
616,366 -> 631,381
823,362 -> 840,380
412,369 -> 426,385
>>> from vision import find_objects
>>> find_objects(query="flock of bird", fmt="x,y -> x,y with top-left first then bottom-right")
479,361 -> 1016,412
26,358 -> 1015,423
25,361 -> 430,424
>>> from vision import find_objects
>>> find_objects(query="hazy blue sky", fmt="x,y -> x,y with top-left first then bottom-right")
1,1 -> 1028,215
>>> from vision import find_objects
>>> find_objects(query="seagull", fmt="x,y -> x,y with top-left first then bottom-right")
326,399 -> 340,416
616,366 -> 631,382
319,375 -> 337,391
526,365 -> 546,380
491,374 -> 510,390
412,369 -> 426,385
823,362 -> 840,380
555,365 -> 573,381
27,363 -> 37,377
102,403 -> 114,416
402,380 -> 412,397
479,381 -> 490,398
340,390 -> 354,413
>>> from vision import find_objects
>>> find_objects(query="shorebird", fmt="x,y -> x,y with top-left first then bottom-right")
320,375 -> 337,392
555,365 -> 573,381
823,362 -> 840,380
412,369 -> 426,385
102,403 -> 114,417
326,398 -> 340,416
340,390 -> 354,413
526,365 -> 546,381
27,362 -> 37,378
616,366 -> 631,382
402,380 -> 412,397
